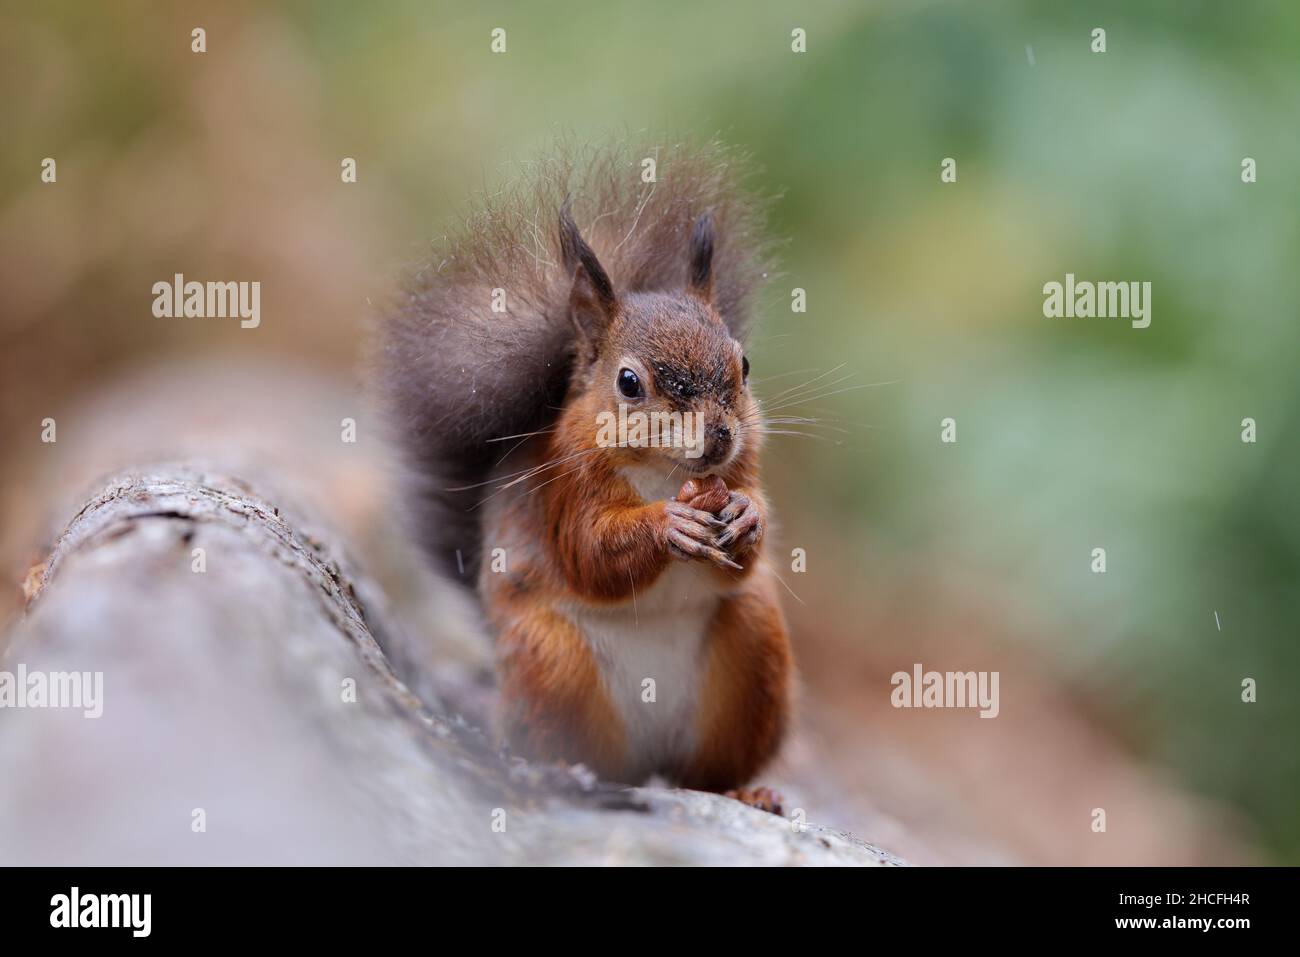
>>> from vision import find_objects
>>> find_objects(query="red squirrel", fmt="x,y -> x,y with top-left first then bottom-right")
378,141 -> 792,798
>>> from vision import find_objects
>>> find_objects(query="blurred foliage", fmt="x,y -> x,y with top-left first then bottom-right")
2,0 -> 1297,859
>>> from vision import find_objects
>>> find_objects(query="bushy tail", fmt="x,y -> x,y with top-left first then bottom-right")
375,137 -> 776,584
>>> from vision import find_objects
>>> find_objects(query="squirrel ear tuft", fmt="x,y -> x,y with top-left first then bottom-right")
559,200 -> 617,359
687,211 -> 715,303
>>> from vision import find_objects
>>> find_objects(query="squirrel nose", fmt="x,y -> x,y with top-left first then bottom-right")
703,423 -> 733,464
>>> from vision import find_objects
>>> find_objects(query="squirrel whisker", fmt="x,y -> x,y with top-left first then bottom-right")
759,379 -> 899,415
484,427 -> 558,443
760,363 -> 849,404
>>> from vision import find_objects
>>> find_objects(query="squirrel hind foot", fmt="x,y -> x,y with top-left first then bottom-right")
724,786 -> 785,817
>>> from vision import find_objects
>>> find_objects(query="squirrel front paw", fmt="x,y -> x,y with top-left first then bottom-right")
715,490 -> 763,560
663,501 -> 742,571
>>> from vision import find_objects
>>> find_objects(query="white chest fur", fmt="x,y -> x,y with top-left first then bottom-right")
619,463 -> 690,504
566,464 -> 726,781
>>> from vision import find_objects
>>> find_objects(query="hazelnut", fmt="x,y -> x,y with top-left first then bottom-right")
676,474 -> 729,514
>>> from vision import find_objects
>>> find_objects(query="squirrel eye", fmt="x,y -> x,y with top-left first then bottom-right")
616,367 -> 644,399
742,355 -> 750,383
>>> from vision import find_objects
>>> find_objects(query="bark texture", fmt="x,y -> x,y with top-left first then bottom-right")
0,464 -> 902,866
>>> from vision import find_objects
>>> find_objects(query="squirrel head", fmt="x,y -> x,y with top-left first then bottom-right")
559,202 -> 755,474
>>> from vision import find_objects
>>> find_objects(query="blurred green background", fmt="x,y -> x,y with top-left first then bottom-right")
2,0 -> 1296,862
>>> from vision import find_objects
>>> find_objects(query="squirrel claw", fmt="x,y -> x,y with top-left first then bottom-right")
725,786 -> 784,816
718,491 -> 750,524
665,495 -> 745,571
667,528 -> 743,571
665,500 -> 725,529
717,491 -> 761,555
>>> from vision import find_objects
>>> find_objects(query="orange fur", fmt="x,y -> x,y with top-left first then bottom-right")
681,574 -> 792,790
480,402 -> 793,790
542,406 -> 674,603
465,183 -> 792,793
492,603 -> 628,779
